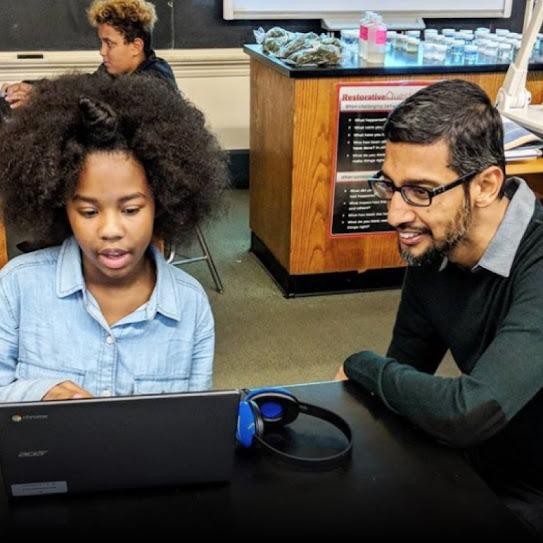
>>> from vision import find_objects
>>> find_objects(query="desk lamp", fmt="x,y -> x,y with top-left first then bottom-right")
496,0 -> 543,135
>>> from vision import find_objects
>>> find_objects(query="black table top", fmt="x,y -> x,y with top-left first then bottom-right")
243,43 -> 543,79
0,380 -> 534,539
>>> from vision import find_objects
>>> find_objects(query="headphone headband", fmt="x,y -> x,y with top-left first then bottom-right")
237,387 -> 352,470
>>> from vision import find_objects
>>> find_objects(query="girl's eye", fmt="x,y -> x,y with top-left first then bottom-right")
79,209 -> 97,218
123,207 -> 140,216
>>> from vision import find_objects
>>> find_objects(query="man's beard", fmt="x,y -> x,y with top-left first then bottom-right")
399,197 -> 472,267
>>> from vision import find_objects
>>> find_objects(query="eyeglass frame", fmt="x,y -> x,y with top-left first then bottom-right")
368,170 -> 479,207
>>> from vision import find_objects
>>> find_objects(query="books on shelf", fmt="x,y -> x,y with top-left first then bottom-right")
502,114 -> 543,162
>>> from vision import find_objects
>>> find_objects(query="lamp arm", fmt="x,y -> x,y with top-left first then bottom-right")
496,0 -> 543,111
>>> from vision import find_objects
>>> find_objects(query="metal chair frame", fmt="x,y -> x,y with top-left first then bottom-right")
166,225 -> 224,293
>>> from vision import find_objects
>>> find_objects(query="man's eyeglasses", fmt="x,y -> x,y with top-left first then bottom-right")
368,170 -> 479,207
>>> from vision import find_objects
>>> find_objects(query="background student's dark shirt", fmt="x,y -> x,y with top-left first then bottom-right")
95,50 -> 179,93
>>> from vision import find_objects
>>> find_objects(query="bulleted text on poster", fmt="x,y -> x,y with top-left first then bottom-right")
330,82 -> 429,236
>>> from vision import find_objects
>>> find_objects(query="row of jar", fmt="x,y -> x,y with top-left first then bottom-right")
340,28 -> 543,66
390,37 -> 516,64
388,28 -> 543,63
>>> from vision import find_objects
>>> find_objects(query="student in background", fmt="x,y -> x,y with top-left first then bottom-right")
1,0 -> 178,108
335,79 -> 543,537
0,72 -> 229,402
88,0 -> 178,91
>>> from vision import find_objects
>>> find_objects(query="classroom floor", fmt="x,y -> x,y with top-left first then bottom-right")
166,189 -> 459,390
4,189 -> 459,390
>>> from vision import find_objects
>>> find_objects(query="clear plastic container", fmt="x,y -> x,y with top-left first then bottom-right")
406,30 -> 421,40
405,36 -> 420,56
474,27 -> 491,41
424,28 -> 438,42
483,41 -> 498,63
443,36 -> 456,57
358,11 -> 375,59
340,29 -> 359,64
422,42 -> 436,63
450,39 -> 465,63
433,43 -> 447,63
496,42 -> 512,63
394,32 -> 405,51
532,34 -> 543,61
460,33 -> 475,44
366,14 -> 387,63
386,30 -> 397,52
464,44 -> 478,65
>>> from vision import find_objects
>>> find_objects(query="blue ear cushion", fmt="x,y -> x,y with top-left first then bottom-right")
245,388 -> 299,427
237,400 -> 264,448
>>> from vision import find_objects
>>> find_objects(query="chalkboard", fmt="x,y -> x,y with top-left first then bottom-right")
175,1 -> 323,49
0,0 -> 173,51
0,0 -> 526,52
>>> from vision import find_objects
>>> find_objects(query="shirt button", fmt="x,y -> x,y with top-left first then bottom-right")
106,336 -> 114,344
101,389 -> 111,397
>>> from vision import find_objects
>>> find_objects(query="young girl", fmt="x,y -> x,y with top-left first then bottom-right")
0,72 -> 229,402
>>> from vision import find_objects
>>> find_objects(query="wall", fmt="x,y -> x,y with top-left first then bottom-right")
0,48 -> 250,152
0,1 -> 525,50
0,0 -> 323,51
0,1 -> 528,154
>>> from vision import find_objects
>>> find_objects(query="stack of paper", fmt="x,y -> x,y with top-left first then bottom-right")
502,114 -> 543,162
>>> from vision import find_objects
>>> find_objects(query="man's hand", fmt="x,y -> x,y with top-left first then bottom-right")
42,380 -> 94,401
1,81 -> 33,109
334,364 -> 348,381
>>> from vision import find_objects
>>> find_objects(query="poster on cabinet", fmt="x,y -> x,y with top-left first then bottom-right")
330,80 -> 430,237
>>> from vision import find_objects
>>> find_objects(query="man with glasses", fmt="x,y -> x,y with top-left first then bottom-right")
335,79 -> 543,537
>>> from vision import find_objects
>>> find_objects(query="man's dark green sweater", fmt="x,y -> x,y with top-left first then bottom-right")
344,177 -> 543,493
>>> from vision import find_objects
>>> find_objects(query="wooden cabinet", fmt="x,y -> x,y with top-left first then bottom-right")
245,45 -> 543,296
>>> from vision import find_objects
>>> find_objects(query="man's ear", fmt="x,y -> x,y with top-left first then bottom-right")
472,165 -> 504,208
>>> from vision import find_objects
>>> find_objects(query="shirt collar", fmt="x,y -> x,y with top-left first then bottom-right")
474,177 -> 534,277
56,237 -> 182,321
439,177 -> 534,276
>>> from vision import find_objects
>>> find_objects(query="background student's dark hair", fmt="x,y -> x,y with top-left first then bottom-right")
384,79 -> 507,196
0,72 -> 230,247
87,0 -> 156,56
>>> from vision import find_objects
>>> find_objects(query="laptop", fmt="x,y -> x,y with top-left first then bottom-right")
0,389 -> 241,499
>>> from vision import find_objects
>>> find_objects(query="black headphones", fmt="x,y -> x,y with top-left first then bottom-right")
236,387 -> 352,470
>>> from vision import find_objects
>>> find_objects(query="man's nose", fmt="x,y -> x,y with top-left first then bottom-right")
386,192 -> 417,228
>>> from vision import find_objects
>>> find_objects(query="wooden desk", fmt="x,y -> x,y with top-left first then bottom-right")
244,45 -> 543,297
0,381 -> 533,539
507,158 -> 543,200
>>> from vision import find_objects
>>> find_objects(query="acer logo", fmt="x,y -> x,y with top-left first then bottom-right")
18,450 -> 48,458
